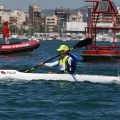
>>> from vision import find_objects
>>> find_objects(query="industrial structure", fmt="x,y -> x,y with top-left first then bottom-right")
81,0 -> 120,62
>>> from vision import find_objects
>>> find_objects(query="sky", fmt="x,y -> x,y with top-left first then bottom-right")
0,0 -> 120,12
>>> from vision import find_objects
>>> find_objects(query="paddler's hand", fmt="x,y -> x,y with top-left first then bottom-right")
39,62 -> 44,66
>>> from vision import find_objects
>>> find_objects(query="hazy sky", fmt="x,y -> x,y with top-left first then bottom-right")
0,0 -> 120,12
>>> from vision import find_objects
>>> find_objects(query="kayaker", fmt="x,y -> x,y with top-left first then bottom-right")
39,45 -> 79,74
2,21 -> 10,44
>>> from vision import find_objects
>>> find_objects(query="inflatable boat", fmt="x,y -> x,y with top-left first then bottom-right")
0,39 -> 40,55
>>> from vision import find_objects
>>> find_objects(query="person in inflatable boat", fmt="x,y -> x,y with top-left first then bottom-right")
2,21 -> 10,44
39,45 -> 79,74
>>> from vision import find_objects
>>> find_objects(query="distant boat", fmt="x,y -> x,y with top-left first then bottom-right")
96,33 -> 117,42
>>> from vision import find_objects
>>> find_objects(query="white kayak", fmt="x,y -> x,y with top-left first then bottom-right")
0,69 -> 119,83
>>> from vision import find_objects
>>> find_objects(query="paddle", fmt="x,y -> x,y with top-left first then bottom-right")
21,38 -> 92,73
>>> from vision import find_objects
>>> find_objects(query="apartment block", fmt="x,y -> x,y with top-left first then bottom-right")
55,7 -> 71,22
29,4 -> 41,30
70,10 -> 83,22
0,6 -> 25,28
45,14 -> 57,33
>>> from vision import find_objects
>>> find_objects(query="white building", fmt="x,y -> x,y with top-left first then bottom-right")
0,6 -> 25,28
70,10 -> 83,22
16,10 -> 26,28
64,22 -> 87,33
45,14 -> 57,33
117,7 -> 120,14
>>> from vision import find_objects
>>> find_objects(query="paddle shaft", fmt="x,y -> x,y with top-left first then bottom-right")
23,54 -> 60,73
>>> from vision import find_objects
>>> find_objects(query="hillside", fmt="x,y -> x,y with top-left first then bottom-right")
41,5 -> 91,15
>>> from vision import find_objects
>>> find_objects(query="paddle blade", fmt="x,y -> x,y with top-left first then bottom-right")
73,38 -> 92,49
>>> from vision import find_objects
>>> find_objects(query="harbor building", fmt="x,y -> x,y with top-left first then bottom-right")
45,14 -> 57,33
0,6 -> 25,27
55,7 -> 71,22
29,4 -> 42,32
70,10 -> 82,22
55,7 -> 71,34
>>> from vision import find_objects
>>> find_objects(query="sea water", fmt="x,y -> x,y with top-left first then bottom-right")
0,39 -> 120,120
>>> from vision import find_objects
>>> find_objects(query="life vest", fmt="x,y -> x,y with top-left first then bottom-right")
59,56 -> 70,73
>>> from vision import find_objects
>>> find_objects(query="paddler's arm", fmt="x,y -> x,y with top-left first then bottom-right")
68,52 -> 79,61
39,61 -> 59,67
